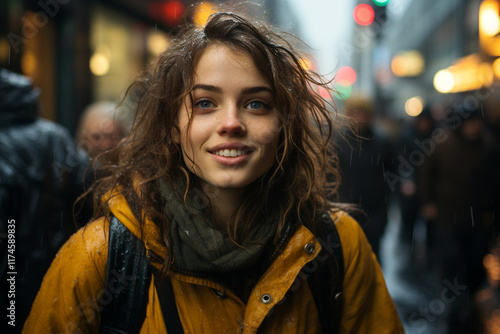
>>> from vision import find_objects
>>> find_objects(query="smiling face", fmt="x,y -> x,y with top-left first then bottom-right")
175,45 -> 280,194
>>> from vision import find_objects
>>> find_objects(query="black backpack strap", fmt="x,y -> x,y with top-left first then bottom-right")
307,212 -> 345,333
151,268 -> 185,334
100,215 -> 151,334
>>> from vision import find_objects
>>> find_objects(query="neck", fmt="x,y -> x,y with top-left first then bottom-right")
206,185 -> 246,231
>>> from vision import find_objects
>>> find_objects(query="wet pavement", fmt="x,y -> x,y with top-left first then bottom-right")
380,205 -> 467,334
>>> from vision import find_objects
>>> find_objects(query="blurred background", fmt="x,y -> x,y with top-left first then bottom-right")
2,0 -> 500,333
2,0 -> 499,132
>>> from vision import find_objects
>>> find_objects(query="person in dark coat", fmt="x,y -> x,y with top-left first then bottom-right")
396,107 -> 435,262
0,69 -> 89,327
334,96 -> 395,262
418,105 -> 495,333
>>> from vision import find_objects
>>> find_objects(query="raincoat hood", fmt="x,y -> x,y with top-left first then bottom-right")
0,68 -> 39,127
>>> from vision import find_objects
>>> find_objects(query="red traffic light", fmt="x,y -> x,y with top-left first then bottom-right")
150,1 -> 185,27
353,4 -> 375,26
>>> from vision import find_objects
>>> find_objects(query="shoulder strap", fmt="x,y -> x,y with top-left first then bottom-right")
99,216 -> 151,334
307,212 -> 345,333
151,269 -> 185,334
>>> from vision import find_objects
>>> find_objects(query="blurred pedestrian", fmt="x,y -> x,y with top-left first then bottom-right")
418,104 -> 495,333
334,95 -> 395,262
396,106 -> 435,263
0,69 -> 89,328
76,100 -> 128,165
22,12 -> 403,333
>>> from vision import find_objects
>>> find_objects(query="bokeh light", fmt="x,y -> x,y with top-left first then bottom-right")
193,2 -> 217,26
353,4 -> 375,26
162,1 -> 184,27
334,82 -> 353,100
372,0 -> 390,6
405,96 -> 424,117
493,58 -> 500,78
391,50 -> 425,77
433,70 -> 454,93
90,53 -> 110,76
336,66 -> 357,85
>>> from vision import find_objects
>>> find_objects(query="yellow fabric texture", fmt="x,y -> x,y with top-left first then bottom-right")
23,191 -> 404,334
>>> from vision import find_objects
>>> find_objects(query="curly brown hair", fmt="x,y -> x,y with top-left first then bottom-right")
82,12 -> 345,275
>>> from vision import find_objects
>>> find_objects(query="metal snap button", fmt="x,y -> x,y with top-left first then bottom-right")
215,290 -> 227,299
304,243 -> 316,255
261,293 -> 272,304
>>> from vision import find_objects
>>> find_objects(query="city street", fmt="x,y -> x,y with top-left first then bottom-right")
382,204 -> 474,334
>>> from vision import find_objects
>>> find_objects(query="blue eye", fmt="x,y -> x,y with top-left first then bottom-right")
196,100 -> 213,109
247,101 -> 265,110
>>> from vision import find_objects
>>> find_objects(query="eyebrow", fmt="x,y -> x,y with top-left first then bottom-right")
192,84 -> 274,95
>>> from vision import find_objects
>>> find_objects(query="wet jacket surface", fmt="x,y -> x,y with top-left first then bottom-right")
23,191 -> 404,333
0,69 -> 90,327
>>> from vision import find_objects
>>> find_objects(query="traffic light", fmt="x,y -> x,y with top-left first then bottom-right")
149,1 -> 185,27
353,4 -> 375,26
372,0 -> 390,6
353,2 -> 388,29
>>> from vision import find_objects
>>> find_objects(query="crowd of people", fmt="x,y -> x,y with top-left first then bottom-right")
1,9 -> 500,334
334,95 -> 500,333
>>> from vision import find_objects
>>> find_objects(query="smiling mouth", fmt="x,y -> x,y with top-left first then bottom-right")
213,149 -> 252,157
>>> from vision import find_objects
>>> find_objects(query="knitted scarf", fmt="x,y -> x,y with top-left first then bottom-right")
158,179 -> 279,273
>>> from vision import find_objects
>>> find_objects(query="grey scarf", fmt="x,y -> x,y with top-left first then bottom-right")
159,179 -> 279,273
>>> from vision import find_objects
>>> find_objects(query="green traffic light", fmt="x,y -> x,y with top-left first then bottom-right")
372,0 -> 390,6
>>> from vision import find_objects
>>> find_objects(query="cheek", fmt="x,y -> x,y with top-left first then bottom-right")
258,118 -> 281,146
178,119 -> 209,160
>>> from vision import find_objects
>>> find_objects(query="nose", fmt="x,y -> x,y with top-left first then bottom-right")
217,105 -> 246,136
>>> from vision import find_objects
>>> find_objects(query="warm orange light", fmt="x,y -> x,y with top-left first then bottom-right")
405,96 -> 424,117
433,53 -> 496,93
193,2 -> 217,27
480,0 -> 500,56
391,50 -> 425,77
21,51 -> 37,77
299,57 -> 315,72
493,58 -> 500,78
148,31 -> 170,56
478,62 -> 494,86
434,70 -> 454,93
90,53 -> 110,76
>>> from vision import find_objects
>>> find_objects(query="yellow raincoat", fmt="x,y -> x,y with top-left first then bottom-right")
23,191 -> 404,333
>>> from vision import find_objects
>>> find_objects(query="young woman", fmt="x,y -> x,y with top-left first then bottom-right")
23,12 -> 404,334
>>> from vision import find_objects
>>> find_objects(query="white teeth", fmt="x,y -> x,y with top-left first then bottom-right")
215,149 -> 244,157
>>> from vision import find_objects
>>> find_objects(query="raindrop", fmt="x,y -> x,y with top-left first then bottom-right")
470,206 -> 475,227
411,232 -> 415,253
349,147 -> 353,166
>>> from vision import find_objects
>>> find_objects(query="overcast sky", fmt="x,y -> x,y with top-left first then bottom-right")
285,0 -> 356,77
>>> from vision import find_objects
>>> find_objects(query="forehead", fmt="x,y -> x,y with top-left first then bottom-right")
193,45 -> 270,87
